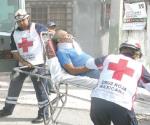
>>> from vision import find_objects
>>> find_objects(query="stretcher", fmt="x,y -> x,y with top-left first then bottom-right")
13,66 -> 68,125
12,65 -> 93,125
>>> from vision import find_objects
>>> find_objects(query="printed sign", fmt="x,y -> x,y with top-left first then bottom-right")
122,2 -> 147,30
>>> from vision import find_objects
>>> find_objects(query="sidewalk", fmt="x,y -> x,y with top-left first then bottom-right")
0,103 -> 92,125
0,72 -> 93,125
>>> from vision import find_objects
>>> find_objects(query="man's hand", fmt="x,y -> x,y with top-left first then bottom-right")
12,52 -> 33,68
63,63 -> 90,75
21,60 -> 33,68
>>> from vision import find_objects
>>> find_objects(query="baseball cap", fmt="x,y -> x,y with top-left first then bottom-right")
47,21 -> 56,27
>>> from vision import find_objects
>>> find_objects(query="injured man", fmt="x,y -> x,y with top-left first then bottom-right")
47,56 -> 98,89
43,31 -> 98,89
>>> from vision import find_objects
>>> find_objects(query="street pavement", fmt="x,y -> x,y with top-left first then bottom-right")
0,72 -> 150,125
0,72 -> 93,125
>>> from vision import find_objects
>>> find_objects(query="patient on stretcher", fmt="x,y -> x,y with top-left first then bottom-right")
44,32 -> 98,89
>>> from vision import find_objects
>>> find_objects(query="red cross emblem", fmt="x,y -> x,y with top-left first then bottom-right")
108,59 -> 134,81
18,38 -> 33,52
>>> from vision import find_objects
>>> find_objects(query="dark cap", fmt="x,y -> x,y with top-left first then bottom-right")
47,21 -> 56,27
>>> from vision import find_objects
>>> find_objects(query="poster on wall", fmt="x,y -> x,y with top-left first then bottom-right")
122,2 -> 147,30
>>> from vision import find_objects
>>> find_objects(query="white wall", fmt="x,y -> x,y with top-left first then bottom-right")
72,0 -> 105,57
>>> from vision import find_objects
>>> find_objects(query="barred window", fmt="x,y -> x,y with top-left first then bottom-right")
48,5 -> 67,31
26,1 -> 73,32
31,7 -> 47,25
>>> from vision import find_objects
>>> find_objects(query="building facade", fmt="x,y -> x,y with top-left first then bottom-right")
1,0 -> 150,71
25,0 -> 111,57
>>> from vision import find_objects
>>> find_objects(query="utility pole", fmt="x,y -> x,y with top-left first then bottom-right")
109,0 -> 123,54
19,0 -> 25,9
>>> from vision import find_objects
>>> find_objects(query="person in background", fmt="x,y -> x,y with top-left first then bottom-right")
86,40 -> 150,125
53,29 -> 100,79
0,9 -> 49,124
47,21 -> 56,37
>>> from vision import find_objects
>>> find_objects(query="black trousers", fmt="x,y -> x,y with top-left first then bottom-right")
90,97 -> 138,125
4,64 -> 49,117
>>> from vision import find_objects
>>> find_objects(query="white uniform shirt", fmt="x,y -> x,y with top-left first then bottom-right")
87,54 -> 143,110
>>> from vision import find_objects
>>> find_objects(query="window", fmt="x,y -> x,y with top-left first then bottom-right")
0,0 -> 19,32
48,5 -> 67,31
26,1 -> 73,32
31,7 -> 47,24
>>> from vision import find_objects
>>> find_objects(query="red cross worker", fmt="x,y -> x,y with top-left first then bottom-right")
0,9 -> 50,123
86,40 -> 150,125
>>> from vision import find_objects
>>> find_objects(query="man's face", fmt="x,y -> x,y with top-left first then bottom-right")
17,18 -> 29,29
48,27 -> 56,35
59,30 -> 73,43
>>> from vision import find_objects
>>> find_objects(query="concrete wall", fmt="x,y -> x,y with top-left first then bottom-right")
72,0 -> 104,57
109,0 -> 123,54
145,5 -> 150,67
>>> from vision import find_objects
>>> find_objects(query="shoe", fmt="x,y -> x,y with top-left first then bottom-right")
31,116 -> 44,124
0,109 -> 12,117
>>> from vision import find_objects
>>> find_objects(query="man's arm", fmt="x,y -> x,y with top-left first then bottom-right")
86,56 -> 107,70
12,52 -> 32,67
63,63 -> 90,75
56,49 -> 90,75
140,66 -> 150,91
